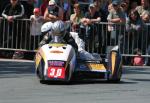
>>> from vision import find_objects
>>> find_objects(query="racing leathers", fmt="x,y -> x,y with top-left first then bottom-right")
39,21 -> 78,51
39,31 -> 78,51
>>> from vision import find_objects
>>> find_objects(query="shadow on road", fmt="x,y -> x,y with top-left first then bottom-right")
0,60 -> 35,78
123,67 -> 150,75
39,79 -> 137,85
123,67 -> 150,82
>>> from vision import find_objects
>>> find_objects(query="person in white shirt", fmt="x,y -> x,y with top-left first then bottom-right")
30,8 -> 44,49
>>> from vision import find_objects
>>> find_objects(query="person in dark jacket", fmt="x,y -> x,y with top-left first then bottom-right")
1,0 -> 25,59
44,0 -> 64,22
126,9 -> 145,53
2,0 -> 24,22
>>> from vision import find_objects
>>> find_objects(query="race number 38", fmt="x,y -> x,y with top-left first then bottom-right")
47,67 -> 65,79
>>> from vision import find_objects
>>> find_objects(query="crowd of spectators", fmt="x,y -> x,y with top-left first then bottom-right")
0,0 -> 150,65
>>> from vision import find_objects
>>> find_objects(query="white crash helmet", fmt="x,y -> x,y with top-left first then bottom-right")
52,20 -> 66,36
41,22 -> 53,33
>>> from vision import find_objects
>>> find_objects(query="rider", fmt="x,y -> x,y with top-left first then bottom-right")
40,20 -> 101,60
39,20 -> 78,51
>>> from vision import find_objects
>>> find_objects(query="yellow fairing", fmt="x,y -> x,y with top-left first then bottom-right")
49,43 -> 66,47
35,48 -> 46,69
111,52 -> 116,74
88,63 -> 106,71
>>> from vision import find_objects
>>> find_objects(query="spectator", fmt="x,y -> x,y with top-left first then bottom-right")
2,0 -> 24,22
70,3 -> 83,32
80,3 -> 101,52
136,0 -> 150,23
70,0 -> 78,14
108,3 -> 113,13
126,9 -> 144,33
107,3 -> 114,32
132,48 -> 144,66
126,9 -> 145,54
58,0 -> 70,21
121,2 -> 129,21
40,0 -> 49,16
2,0 -> 25,59
93,0 -> 106,22
44,0 -> 64,22
81,3 -> 101,36
30,8 -> 44,49
100,0 -> 112,22
107,1 -> 126,24
107,0 -> 126,47
20,0 -> 35,18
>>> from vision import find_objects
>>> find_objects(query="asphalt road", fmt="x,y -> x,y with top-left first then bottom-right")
0,59 -> 150,103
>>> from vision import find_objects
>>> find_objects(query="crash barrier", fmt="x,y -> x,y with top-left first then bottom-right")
0,18 -> 150,61
73,22 -> 150,54
0,18 -> 41,52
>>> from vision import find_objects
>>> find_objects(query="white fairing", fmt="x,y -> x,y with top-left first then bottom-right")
42,44 -> 75,61
41,44 -> 76,76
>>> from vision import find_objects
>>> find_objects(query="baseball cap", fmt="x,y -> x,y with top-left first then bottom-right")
89,3 -> 95,8
49,0 -> 57,5
33,8 -> 40,13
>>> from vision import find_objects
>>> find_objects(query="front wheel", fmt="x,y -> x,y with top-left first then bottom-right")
36,59 -> 45,81
107,51 -> 122,83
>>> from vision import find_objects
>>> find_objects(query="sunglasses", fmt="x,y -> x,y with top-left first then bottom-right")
48,4 -> 56,6
113,4 -> 118,6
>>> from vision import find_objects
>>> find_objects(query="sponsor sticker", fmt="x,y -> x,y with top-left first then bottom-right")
48,61 -> 65,67
47,67 -> 65,79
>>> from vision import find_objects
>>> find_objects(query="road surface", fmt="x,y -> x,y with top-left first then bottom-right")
0,59 -> 150,103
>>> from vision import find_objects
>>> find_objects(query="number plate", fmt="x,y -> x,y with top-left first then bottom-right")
47,67 -> 65,79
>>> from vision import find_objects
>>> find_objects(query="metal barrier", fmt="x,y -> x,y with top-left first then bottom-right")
0,18 -> 42,52
0,18 -> 150,59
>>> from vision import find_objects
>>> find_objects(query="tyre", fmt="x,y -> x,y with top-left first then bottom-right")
36,59 -> 45,81
108,51 -> 122,83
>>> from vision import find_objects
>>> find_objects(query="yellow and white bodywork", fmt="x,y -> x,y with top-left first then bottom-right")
35,43 -> 76,81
